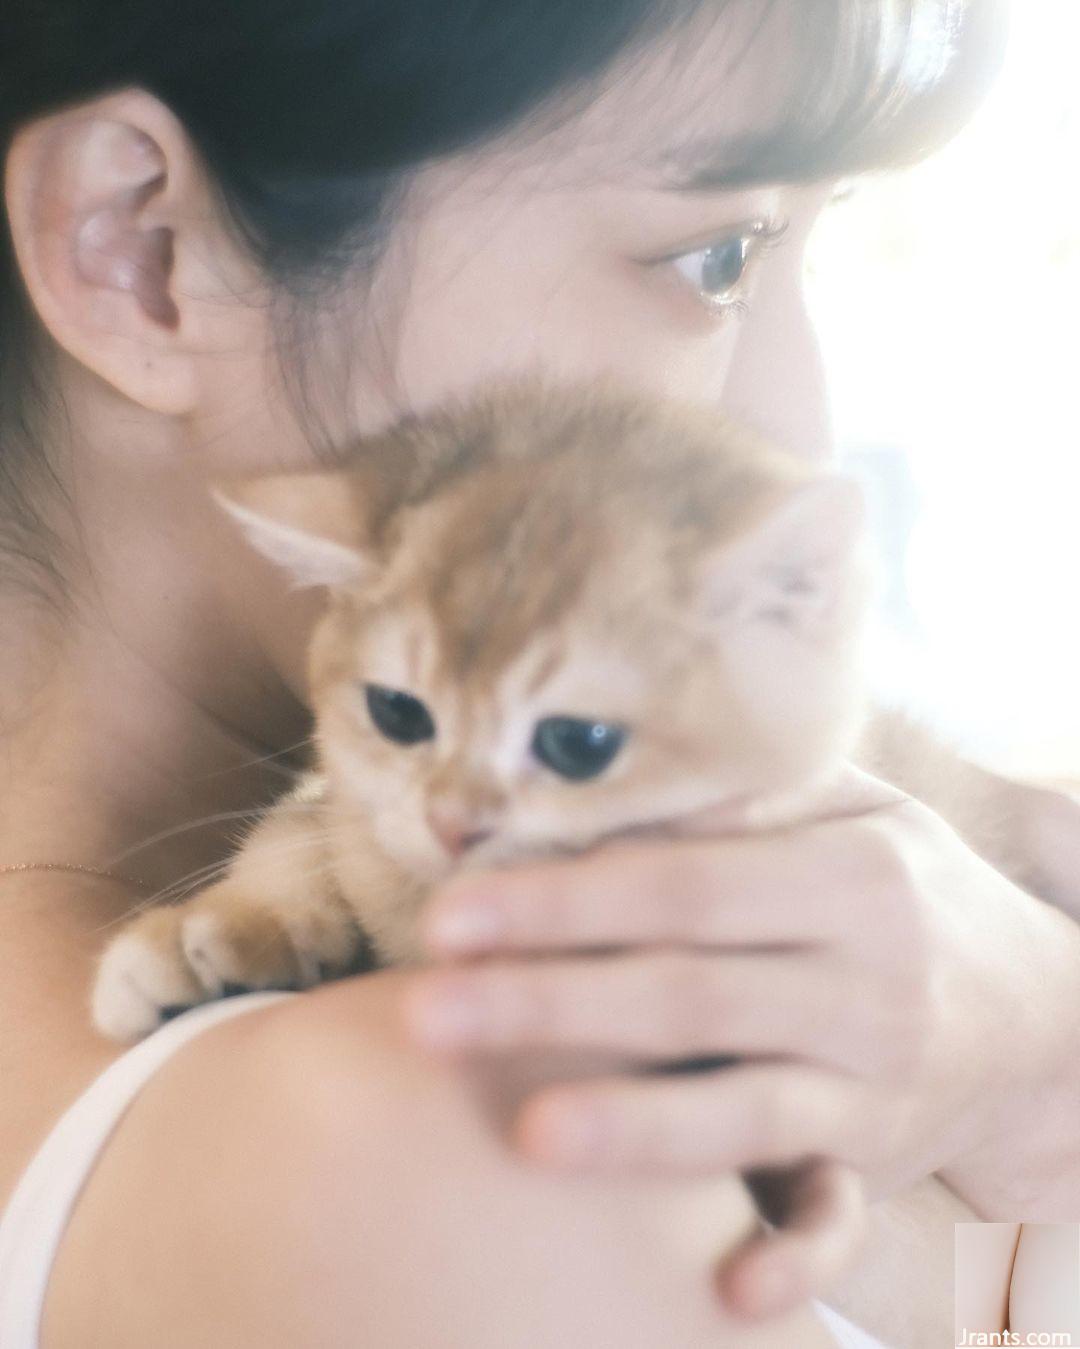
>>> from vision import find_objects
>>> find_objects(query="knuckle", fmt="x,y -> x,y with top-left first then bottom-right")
662,846 -> 723,938
747,1078 -> 796,1162
870,1006 -> 920,1085
851,817 -> 918,903
634,1082 -> 716,1167
870,959 -> 937,1084
899,982 -> 938,1082
894,916 -> 937,1010
805,974 -> 848,1050
516,878 -> 571,943
649,954 -> 720,1055
633,1095 -> 687,1163
844,818 -> 929,947
490,966 -> 548,1035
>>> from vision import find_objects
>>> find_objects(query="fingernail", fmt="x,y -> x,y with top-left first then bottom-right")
428,903 -> 503,951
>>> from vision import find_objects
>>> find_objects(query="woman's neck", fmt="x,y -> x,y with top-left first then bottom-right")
0,362 -> 327,897
0,584 -> 314,898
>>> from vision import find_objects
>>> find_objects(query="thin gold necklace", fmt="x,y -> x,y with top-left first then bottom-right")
0,861 -> 155,896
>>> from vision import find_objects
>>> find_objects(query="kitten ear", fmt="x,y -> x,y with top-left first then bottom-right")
703,477 -> 867,637
210,471 -> 373,591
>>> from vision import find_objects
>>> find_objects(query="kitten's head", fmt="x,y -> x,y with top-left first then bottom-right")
215,372 -> 874,886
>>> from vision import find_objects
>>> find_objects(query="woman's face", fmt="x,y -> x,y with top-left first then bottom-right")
379,12 -> 831,457
371,162 -> 833,460
204,7 -> 834,482
188,8 -> 837,703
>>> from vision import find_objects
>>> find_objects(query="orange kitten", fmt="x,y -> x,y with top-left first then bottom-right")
90,372 -> 1012,1043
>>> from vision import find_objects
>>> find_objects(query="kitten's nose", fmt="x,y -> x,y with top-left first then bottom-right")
426,805 -> 492,858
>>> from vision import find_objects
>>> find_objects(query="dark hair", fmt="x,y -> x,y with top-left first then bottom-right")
0,0 -> 1005,608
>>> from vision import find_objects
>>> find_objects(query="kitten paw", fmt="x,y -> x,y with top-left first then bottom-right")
179,906 -> 321,1000
91,905 -> 208,1043
92,888 -> 360,1043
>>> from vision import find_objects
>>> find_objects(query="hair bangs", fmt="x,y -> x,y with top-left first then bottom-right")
654,0 -> 1010,191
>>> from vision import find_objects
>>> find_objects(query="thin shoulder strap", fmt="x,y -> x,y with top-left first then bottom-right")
0,991 -> 297,1349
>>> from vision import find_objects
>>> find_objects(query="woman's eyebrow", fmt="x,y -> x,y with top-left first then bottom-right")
644,132 -> 790,194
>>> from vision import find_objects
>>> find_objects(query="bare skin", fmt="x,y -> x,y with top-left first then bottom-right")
0,10 -> 860,1330
1008,1224 -> 1080,1341
954,1222 -> 1022,1341
7,872 -> 840,1349
1,6 -> 1075,1344
954,1222 -> 1080,1344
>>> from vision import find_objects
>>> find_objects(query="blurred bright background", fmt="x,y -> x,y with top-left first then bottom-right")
809,0 -> 1080,782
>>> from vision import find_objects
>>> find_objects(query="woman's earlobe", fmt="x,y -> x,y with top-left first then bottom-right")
2,90 -> 206,417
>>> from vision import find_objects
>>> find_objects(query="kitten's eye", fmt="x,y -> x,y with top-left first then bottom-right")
532,717 -> 626,782
364,684 -> 436,745
668,218 -> 789,317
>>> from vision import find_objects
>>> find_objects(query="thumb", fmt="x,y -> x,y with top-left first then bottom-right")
715,1159 -> 869,1321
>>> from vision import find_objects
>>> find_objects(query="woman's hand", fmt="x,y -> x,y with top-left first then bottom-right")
1014,777 -> 1080,918
398,764 -> 1080,1309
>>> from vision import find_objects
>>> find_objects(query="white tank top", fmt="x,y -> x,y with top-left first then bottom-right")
0,989 -> 889,1348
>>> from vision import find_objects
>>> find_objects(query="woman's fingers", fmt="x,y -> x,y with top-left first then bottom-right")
425,833 -> 843,949
513,1060 -> 865,1175
422,808 -> 910,956
403,948 -> 884,1076
716,1160 -> 869,1320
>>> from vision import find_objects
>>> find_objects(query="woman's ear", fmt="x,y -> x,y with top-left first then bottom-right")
3,86 -> 256,417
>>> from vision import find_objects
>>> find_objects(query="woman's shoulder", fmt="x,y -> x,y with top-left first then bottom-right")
37,971 -> 840,1347
37,972 -> 404,1348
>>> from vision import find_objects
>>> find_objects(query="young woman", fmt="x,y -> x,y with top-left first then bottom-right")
2,1 -> 1078,1345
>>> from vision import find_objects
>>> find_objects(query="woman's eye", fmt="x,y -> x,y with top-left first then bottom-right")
364,684 -> 436,745
668,218 -> 789,317
531,717 -> 626,782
